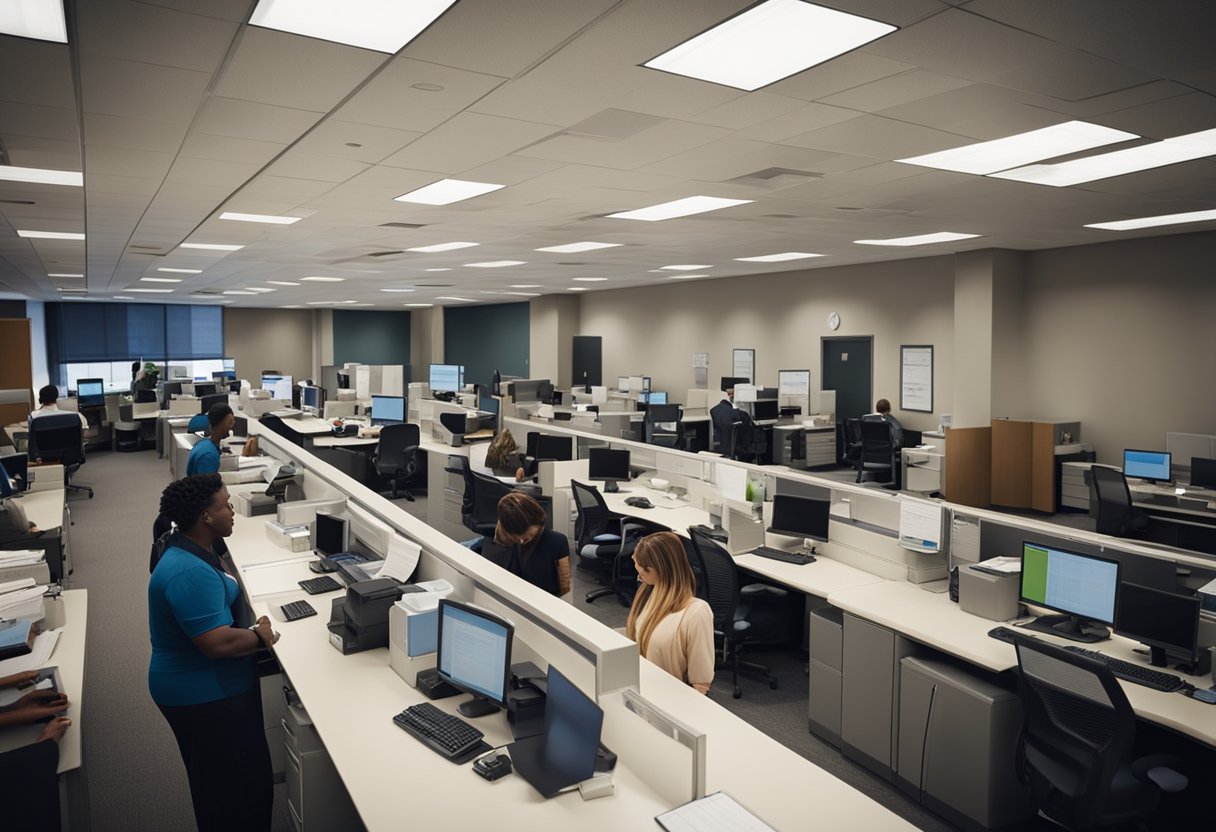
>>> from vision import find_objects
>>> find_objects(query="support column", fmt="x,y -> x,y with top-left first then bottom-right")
409,307 -> 444,371
529,295 -> 579,387
952,249 -> 1026,426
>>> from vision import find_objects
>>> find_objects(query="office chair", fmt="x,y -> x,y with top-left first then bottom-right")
134,388 -> 158,404
644,405 -> 683,449
728,416 -> 767,464
28,413 -> 93,498
258,414 -> 302,447
469,471 -> 512,538
586,516 -> 670,606
373,423 -> 420,501
444,456 -> 478,532
843,418 -> 863,466
571,480 -> 622,590
186,413 -> 210,433
688,527 -> 788,699
0,739 -> 61,832
1091,466 -> 1149,539
1012,636 -> 1187,830
856,418 -> 896,486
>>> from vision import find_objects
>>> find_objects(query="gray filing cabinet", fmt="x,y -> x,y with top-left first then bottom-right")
897,657 -> 1032,832
841,613 -> 918,780
262,674 -> 287,778
808,606 -> 843,747
283,700 -> 365,832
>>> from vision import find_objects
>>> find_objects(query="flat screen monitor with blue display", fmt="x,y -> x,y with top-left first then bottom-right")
429,364 -> 464,393
1123,449 -> 1171,483
260,374 -> 293,400
370,395 -> 404,426
436,599 -> 513,717
300,385 -> 324,416
641,391 -> 667,405
75,378 -> 105,409
1020,541 -> 1120,642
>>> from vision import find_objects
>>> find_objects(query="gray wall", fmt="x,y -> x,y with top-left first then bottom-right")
224,307 -> 314,383
445,302 -> 529,388
332,309 -> 411,367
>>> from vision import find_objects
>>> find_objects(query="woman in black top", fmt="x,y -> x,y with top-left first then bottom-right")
492,492 -> 571,596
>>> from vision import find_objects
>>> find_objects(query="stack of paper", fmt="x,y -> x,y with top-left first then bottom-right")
0,629 -> 60,676
0,550 -> 45,568
0,585 -> 46,620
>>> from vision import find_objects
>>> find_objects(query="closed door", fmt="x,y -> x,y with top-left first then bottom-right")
572,336 -> 602,387
822,337 -> 873,463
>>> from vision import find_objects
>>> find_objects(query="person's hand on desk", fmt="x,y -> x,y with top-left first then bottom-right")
0,690 -> 70,728
38,715 -> 71,743
253,615 -> 280,649
0,669 -> 40,689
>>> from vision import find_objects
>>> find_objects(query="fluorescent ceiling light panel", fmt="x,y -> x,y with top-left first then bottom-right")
0,0 -> 67,42
608,195 -> 752,222
503,292 -> 540,297
380,288 -> 416,293
280,305 -> 303,309
897,121 -> 1138,175
535,242 -> 622,253
113,296 -> 134,300
661,264 -> 712,271
407,241 -> 479,253
394,178 -> 504,205
510,284 -> 541,289
0,165 -> 81,186
668,274 -> 709,279
223,291 -> 256,295
405,303 -> 433,308
267,280 -> 300,286
218,211 -> 302,225
644,0 -> 895,92
435,296 -> 473,302
465,260 -> 525,268
158,268 -> 203,274
18,230 -> 84,240
1084,208 -> 1216,231
180,242 -> 243,251
57,288 -> 85,293
990,128 -> 1216,186
425,268 -> 452,272
568,287 -> 588,291
128,288 -> 173,293
733,252 -> 824,263
246,288 -> 276,293
48,273 -> 82,278
573,277 -> 608,282
300,276 -> 345,282
854,232 -> 981,246
250,0 -> 456,53
140,277 -> 181,283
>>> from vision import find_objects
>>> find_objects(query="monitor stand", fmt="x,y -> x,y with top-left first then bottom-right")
1022,613 -> 1109,643
602,480 -> 627,493
458,695 -> 501,718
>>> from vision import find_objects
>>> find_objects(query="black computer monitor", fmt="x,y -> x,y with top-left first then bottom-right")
533,434 -> 573,462
754,399 -> 779,421
429,364 -> 464,393
1190,457 -> 1216,489
1115,582 -> 1201,669
160,381 -> 182,409
135,388 -> 158,404
312,513 -> 349,556
588,447 -> 630,493
200,393 -> 227,415
335,370 -> 351,390
0,458 -> 13,499
436,599 -> 513,718
0,453 -> 27,496
477,387 -> 499,418
75,378 -> 105,409
721,376 -> 748,391
192,382 -> 218,398
768,494 -> 829,543
370,395 -> 404,426
1019,541 -> 1120,642
509,664 -> 604,798
1122,449 -> 1171,483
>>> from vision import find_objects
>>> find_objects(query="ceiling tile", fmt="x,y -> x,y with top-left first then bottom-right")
166,156 -> 264,188
517,119 -> 730,170
0,102 -> 79,142
766,51 -> 917,101
819,69 -> 974,112
333,58 -> 506,133
784,115 -> 969,159
77,0 -> 238,73
80,54 -> 212,124
83,113 -> 189,153
290,120 -> 423,165
686,92 -> 808,131
3,136 -> 81,170
0,39 -> 75,109
195,97 -> 325,144
263,152 -> 370,184
180,133 -> 287,165
136,0 -> 252,22
989,50 -> 1158,102
85,145 -> 174,180
379,113 -> 557,174
470,78 -> 617,127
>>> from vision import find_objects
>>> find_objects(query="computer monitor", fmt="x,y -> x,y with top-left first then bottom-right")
335,370 -> 351,390
160,380 -> 183,409
0,458 -> 13,500
768,494 -> 829,545
616,376 -> 629,393
1115,582 -> 1201,669
212,370 -> 236,383
370,395 -> 404,426
436,599 -> 513,718
533,434 -> 573,462
753,399 -> 779,421
428,364 -> 464,393
721,376 -> 749,391
1190,457 -> 1216,489
260,374 -> 293,400
0,453 -> 28,495
509,664 -> 604,798
588,447 -> 630,493
477,387 -> 499,418
312,512 -> 350,556
1019,541 -> 1120,642
300,385 -> 324,416
642,391 -> 667,405
1122,449 -> 1171,483
192,382 -> 218,398
75,378 -> 105,409
512,378 -> 547,403
200,393 -> 227,415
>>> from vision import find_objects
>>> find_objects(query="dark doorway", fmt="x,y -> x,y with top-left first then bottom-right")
822,336 -> 873,463
572,336 -> 602,388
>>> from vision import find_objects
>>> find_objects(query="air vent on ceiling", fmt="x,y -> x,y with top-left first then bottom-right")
191,289 -> 222,296
378,222 -> 427,229
564,109 -> 664,141
0,199 -> 34,205
368,250 -> 404,257
725,167 -> 822,190
762,213 -> 799,219
413,283 -> 451,288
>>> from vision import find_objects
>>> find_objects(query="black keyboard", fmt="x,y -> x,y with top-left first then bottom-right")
749,546 -> 816,565
393,702 -> 484,759
298,575 -> 343,595
1062,647 -> 1185,692
280,600 -> 316,622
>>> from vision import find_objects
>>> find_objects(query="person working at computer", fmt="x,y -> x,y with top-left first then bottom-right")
491,491 -> 571,597
29,385 -> 88,431
149,474 -> 278,832
866,398 -> 904,448
710,386 -> 744,455
0,670 -> 72,741
185,404 -> 235,477
485,428 -> 527,481
626,532 -> 714,695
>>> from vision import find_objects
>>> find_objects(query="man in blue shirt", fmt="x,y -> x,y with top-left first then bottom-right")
186,404 -> 235,476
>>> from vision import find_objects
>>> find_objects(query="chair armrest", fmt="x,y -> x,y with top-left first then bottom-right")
741,583 -> 788,600
1132,755 -> 1188,793
592,534 -> 621,544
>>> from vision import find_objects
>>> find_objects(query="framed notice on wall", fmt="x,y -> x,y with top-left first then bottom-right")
900,345 -> 933,412
731,348 -> 755,383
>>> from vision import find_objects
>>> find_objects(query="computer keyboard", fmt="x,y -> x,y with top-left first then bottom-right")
393,702 -> 485,759
298,575 -> 343,595
749,546 -> 816,565
1061,647 -> 1185,692
280,600 -> 317,622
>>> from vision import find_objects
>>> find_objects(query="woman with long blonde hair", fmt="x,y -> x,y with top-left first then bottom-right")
625,532 -> 714,694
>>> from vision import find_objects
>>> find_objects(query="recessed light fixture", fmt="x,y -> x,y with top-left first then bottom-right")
502,291 -> 541,297
407,241 -> 479,253
380,288 -> 416,293
568,287 -> 588,292
572,277 -> 608,282
411,83 -> 444,92
734,252 -> 823,262
18,230 -> 85,240
425,268 -> 452,272
667,274 -> 709,280
405,303 -> 434,308
0,165 -> 81,186
114,296 -> 134,300
660,264 -> 712,271
644,0 -> 895,92
128,288 -> 174,293
57,288 -> 85,293
394,178 -> 505,205
300,276 -> 345,282
246,288 -> 276,293
510,284 -> 542,289
223,290 -> 257,295
854,232 -> 981,246
1084,208 -> 1216,231
141,277 -> 182,283
305,301 -> 337,306
898,121 -> 1139,175
48,273 -> 83,278
0,0 -> 68,42
535,241 -> 622,253
219,211 -> 302,225
990,127 -> 1216,186
180,242 -> 243,251
250,0 -> 457,54
608,196 -> 752,222
267,280 -> 300,286
280,305 -> 303,309
158,268 -> 203,274
465,261 -> 525,268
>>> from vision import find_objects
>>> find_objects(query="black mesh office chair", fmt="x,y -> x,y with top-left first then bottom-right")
571,480 -> 622,586
1091,466 -> 1149,538
729,416 -> 767,464
258,414 -> 302,447
28,413 -> 92,498
586,516 -> 670,606
644,405 -> 683,448
470,471 -> 512,538
1012,636 -> 1187,830
856,418 -> 895,486
843,418 -> 864,466
374,423 -> 420,501
688,527 -> 788,699
444,455 -> 477,531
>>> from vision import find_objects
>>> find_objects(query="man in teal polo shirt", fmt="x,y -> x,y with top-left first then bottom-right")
186,404 -> 235,476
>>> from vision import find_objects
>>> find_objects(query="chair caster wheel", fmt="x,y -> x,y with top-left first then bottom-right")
769,680 -> 778,690
733,688 -> 741,699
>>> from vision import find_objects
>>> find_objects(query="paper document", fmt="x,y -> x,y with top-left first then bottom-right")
376,536 -> 421,583
972,556 -> 1021,575
0,550 -> 45,566
656,792 -> 775,832
239,556 -> 315,598
898,497 -> 943,552
0,629 -> 60,676
716,465 -> 748,502
0,577 -> 37,595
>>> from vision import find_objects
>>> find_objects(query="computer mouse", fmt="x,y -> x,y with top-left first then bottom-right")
625,497 -> 653,509
308,558 -> 336,574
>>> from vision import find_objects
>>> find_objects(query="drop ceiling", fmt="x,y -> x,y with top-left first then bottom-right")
0,0 -> 1214,307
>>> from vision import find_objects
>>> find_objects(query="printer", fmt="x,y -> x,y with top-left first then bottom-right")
388,579 -> 456,686
328,578 -> 404,654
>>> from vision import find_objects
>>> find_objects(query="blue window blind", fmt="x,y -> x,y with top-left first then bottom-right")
48,302 -> 223,362
167,305 -> 224,358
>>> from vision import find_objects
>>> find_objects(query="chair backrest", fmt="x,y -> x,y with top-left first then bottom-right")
259,414 -> 299,445
1013,636 -> 1137,830
571,480 -> 612,547
859,417 -> 893,463
687,526 -> 740,635
28,413 -> 83,465
471,471 -> 512,529
615,518 -> 672,597
444,455 -> 475,516
376,423 -> 419,471
846,417 -> 863,444
439,411 -> 466,435
1091,465 -> 1133,536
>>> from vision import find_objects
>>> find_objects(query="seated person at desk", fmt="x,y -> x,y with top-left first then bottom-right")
0,670 -> 72,742
29,384 -> 88,431
864,398 -> 903,448
626,532 -> 714,695
186,405 -> 235,477
710,386 -> 744,454
485,492 -> 571,597
484,428 -> 527,481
